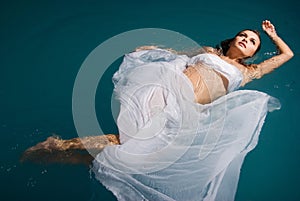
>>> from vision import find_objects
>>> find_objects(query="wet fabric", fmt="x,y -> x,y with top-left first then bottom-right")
92,49 -> 280,201
187,53 -> 243,92
183,65 -> 227,104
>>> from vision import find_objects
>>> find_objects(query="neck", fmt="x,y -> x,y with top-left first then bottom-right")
225,49 -> 243,61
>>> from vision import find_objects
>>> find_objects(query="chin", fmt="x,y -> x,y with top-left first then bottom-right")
234,46 -> 247,57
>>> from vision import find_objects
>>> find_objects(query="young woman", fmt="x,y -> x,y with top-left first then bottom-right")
22,20 -> 293,200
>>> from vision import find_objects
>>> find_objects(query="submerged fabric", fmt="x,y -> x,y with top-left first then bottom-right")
92,49 -> 280,201
184,65 -> 227,104
188,53 -> 243,92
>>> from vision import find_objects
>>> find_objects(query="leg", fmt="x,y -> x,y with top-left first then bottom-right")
20,134 -> 120,165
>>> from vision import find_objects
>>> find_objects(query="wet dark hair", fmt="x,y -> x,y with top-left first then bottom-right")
216,29 -> 261,58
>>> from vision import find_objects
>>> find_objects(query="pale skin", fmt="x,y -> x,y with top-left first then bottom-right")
137,20 -> 294,100
218,20 -> 294,86
22,20 -> 294,165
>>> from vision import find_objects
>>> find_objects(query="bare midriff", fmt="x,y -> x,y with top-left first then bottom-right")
183,63 -> 228,104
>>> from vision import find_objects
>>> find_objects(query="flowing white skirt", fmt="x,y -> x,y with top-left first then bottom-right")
92,49 -> 280,201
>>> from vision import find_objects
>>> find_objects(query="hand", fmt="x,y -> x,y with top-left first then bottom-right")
262,20 -> 278,38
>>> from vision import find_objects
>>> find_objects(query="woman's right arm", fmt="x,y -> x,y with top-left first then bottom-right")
135,45 -> 159,51
134,46 -> 217,56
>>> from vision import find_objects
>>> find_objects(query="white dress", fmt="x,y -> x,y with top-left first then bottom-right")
92,48 -> 280,201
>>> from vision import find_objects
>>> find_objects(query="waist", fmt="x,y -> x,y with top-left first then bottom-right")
183,64 -> 227,104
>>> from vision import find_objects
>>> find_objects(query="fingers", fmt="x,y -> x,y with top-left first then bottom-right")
262,20 -> 277,38
262,20 -> 275,31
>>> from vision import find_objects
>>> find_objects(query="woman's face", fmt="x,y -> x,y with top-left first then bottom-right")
229,30 -> 261,58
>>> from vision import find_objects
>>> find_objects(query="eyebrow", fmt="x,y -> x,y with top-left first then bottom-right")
250,37 -> 257,43
243,32 -> 258,42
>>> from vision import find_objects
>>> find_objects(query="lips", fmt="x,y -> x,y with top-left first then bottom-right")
239,42 -> 246,48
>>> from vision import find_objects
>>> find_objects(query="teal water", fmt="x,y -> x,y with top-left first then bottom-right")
1,0 -> 299,200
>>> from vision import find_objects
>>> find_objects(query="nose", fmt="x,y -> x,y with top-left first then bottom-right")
242,38 -> 248,43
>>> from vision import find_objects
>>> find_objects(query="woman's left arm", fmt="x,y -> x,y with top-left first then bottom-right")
251,20 -> 294,77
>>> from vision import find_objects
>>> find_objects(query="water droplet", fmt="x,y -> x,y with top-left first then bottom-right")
27,177 -> 37,187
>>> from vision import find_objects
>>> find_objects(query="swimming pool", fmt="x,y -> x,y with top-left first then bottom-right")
1,0 -> 299,200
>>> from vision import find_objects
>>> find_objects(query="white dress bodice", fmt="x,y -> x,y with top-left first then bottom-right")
188,53 -> 243,92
